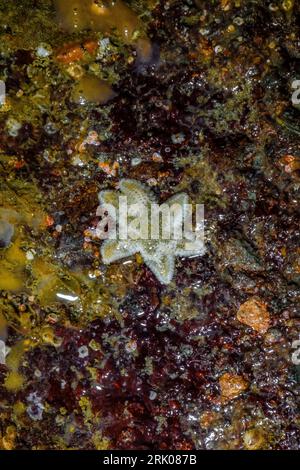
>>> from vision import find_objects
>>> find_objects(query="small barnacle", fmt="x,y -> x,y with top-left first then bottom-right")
26,393 -> 45,421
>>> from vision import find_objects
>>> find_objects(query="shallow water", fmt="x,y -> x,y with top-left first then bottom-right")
0,0 -> 299,451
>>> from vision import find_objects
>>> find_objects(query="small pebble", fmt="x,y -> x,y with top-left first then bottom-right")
78,345 -> 89,358
149,391 -> 157,400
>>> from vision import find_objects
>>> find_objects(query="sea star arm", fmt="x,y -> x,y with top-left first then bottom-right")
119,179 -> 155,205
176,238 -> 206,258
101,239 -> 137,264
142,251 -> 175,285
98,190 -> 119,210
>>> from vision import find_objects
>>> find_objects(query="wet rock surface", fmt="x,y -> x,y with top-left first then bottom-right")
0,0 -> 299,450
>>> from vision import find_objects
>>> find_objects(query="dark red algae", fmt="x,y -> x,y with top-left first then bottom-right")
0,0 -> 299,450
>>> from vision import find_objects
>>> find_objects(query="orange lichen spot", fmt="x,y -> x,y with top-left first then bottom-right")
56,42 -> 84,64
221,0 -> 232,11
56,38 -> 98,65
158,171 -> 170,179
84,228 -> 93,238
237,297 -> 270,334
98,161 -> 119,176
73,75 -> 116,105
0,269 -> 24,291
219,372 -> 248,402
2,437 -> 15,450
93,248 -> 100,258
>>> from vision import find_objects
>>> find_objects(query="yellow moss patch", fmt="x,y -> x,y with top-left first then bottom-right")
92,431 -> 111,450
0,269 -> 24,291
4,370 -> 24,392
5,237 -> 26,266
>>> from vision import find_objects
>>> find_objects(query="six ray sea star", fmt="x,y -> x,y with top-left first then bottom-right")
97,179 -> 206,284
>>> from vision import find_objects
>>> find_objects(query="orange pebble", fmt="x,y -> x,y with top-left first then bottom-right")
45,215 -> 54,227
56,43 -> 84,64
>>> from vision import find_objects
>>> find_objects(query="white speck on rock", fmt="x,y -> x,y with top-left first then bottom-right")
26,249 -> 36,261
131,157 -> 142,167
36,44 -> 52,57
78,345 -> 89,358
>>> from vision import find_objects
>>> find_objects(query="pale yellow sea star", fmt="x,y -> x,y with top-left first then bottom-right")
97,179 -> 205,284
